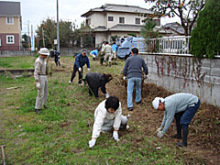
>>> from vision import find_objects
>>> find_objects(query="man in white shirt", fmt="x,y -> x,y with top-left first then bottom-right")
89,96 -> 128,148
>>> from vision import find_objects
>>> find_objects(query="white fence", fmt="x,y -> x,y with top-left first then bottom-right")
137,36 -> 191,55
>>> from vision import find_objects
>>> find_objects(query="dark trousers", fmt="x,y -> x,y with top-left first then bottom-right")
70,64 -> 83,84
85,76 -> 98,97
175,100 -> 200,129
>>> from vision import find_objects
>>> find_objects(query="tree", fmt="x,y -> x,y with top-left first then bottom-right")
36,18 -> 74,48
144,0 -> 205,36
141,19 -> 161,52
36,18 -> 56,48
190,0 -> 220,58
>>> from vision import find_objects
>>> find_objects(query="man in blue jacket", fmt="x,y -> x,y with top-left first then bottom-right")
123,48 -> 148,111
152,93 -> 200,147
69,50 -> 90,85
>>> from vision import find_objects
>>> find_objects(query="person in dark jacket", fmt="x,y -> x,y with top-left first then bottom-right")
85,72 -> 113,98
69,50 -> 90,85
54,48 -> 60,66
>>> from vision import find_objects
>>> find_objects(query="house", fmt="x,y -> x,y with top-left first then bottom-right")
81,3 -> 159,46
0,1 -> 22,51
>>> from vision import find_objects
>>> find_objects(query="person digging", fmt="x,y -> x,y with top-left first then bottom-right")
152,93 -> 200,147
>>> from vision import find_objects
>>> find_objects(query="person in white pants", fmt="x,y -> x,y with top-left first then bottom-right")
34,48 -> 50,114
89,96 -> 128,148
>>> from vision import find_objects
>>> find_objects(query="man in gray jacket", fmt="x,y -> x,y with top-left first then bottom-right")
34,48 -> 50,114
152,93 -> 200,147
123,48 -> 148,111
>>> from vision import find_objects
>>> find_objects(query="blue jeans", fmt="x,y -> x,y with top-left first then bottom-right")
180,100 -> 200,128
127,77 -> 142,108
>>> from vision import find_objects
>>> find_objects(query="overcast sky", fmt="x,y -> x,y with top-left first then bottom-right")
4,0 -> 178,34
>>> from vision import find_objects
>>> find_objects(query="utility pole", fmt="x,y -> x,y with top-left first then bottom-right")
57,0 -> 60,52
42,27 -> 45,47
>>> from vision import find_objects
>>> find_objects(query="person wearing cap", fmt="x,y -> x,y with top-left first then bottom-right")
152,93 -> 200,147
85,73 -> 113,98
103,41 -> 113,67
123,48 -> 148,111
69,50 -> 90,85
34,48 -> 50,114
89,96 -> 128,148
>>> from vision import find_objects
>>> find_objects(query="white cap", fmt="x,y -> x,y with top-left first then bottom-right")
39,48 -> 50,56
152,97 -> 165,110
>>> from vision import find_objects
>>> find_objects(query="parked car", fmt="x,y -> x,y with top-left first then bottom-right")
116,37 -> 145,58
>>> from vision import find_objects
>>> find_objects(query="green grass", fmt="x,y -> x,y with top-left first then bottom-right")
0,56 -> 204,164
0,56 -> 35,69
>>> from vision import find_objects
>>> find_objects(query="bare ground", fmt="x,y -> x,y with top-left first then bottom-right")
107,74 -> 220,165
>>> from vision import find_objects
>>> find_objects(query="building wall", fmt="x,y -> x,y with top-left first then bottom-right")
88,13 -> 106,29
0,16 -> 21,50
141,53 -> 220,107
0,33 -> 20,50
0,16 -> 20,33
106,12 -> 145,29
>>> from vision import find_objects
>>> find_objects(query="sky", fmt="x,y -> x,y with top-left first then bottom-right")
3,0 -> 179,35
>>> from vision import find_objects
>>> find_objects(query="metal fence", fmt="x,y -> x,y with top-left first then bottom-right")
137,36 -> 191,55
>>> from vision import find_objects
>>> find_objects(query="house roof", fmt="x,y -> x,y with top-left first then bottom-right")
163,22 -> 185,35
109,24 -> 143,32
81,3 -> 153,17
0,1 -> 21,16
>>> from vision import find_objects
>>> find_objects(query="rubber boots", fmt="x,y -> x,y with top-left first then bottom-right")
176,127 -> 188,147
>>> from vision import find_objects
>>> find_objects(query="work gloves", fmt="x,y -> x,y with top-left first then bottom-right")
123,76 -> 126,80
113,130 -> 120,142
105,92 -> 110,98
78,67 -> 82,72
36,82 -> 41,89
89,138 -> 96,148
87,68 -> 90,71
157,131 -> 165,138
156,126 -> 163,132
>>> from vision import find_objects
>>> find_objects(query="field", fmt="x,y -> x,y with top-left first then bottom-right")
0,56 -> 219,164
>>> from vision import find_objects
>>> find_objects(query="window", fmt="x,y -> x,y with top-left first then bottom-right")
135,18 -> 140,24
86,18 -> 91,25
119,17 -> 125,24
108,16 -> 113,21
6,35 -> 15,44
6,17 -> 14,24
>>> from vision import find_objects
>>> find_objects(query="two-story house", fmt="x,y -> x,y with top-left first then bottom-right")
81,3 -> 159,46
0,1 -> 22,51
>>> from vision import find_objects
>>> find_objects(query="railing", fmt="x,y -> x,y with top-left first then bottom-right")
137,36 -> 191,55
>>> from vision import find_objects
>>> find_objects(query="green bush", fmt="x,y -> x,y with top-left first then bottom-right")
190,0 -> 220,58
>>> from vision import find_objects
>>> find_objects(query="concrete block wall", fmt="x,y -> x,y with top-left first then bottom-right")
141,53 -> 220,107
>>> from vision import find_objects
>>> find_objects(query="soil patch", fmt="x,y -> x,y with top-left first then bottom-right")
108,75 -> 220,164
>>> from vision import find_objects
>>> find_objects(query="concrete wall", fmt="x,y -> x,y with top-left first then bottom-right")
141,53 -> 220,107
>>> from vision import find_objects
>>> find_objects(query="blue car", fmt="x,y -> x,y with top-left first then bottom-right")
116,37 -> 145,59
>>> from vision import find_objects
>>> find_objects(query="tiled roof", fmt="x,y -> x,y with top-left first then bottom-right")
81,3 -> 153,17
0,1 -> 21,16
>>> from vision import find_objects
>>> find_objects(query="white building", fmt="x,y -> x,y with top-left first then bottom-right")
81,3 -> 159,46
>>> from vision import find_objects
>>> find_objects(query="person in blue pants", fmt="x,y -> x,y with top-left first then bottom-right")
123,48 -> 148,111
152,93 -> 201,147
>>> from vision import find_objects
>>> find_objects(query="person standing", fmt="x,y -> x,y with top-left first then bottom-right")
88,96 -> 128,148
99,41 -> 106,65
85,72 -> 112,98
69,50 -> 90,85
123,48 -> 148,111
152,93 -> 201,147
34,48 -> 50,114
103,41 -> 113,67
112,42 -> 118,61
54,48 -> 60,66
